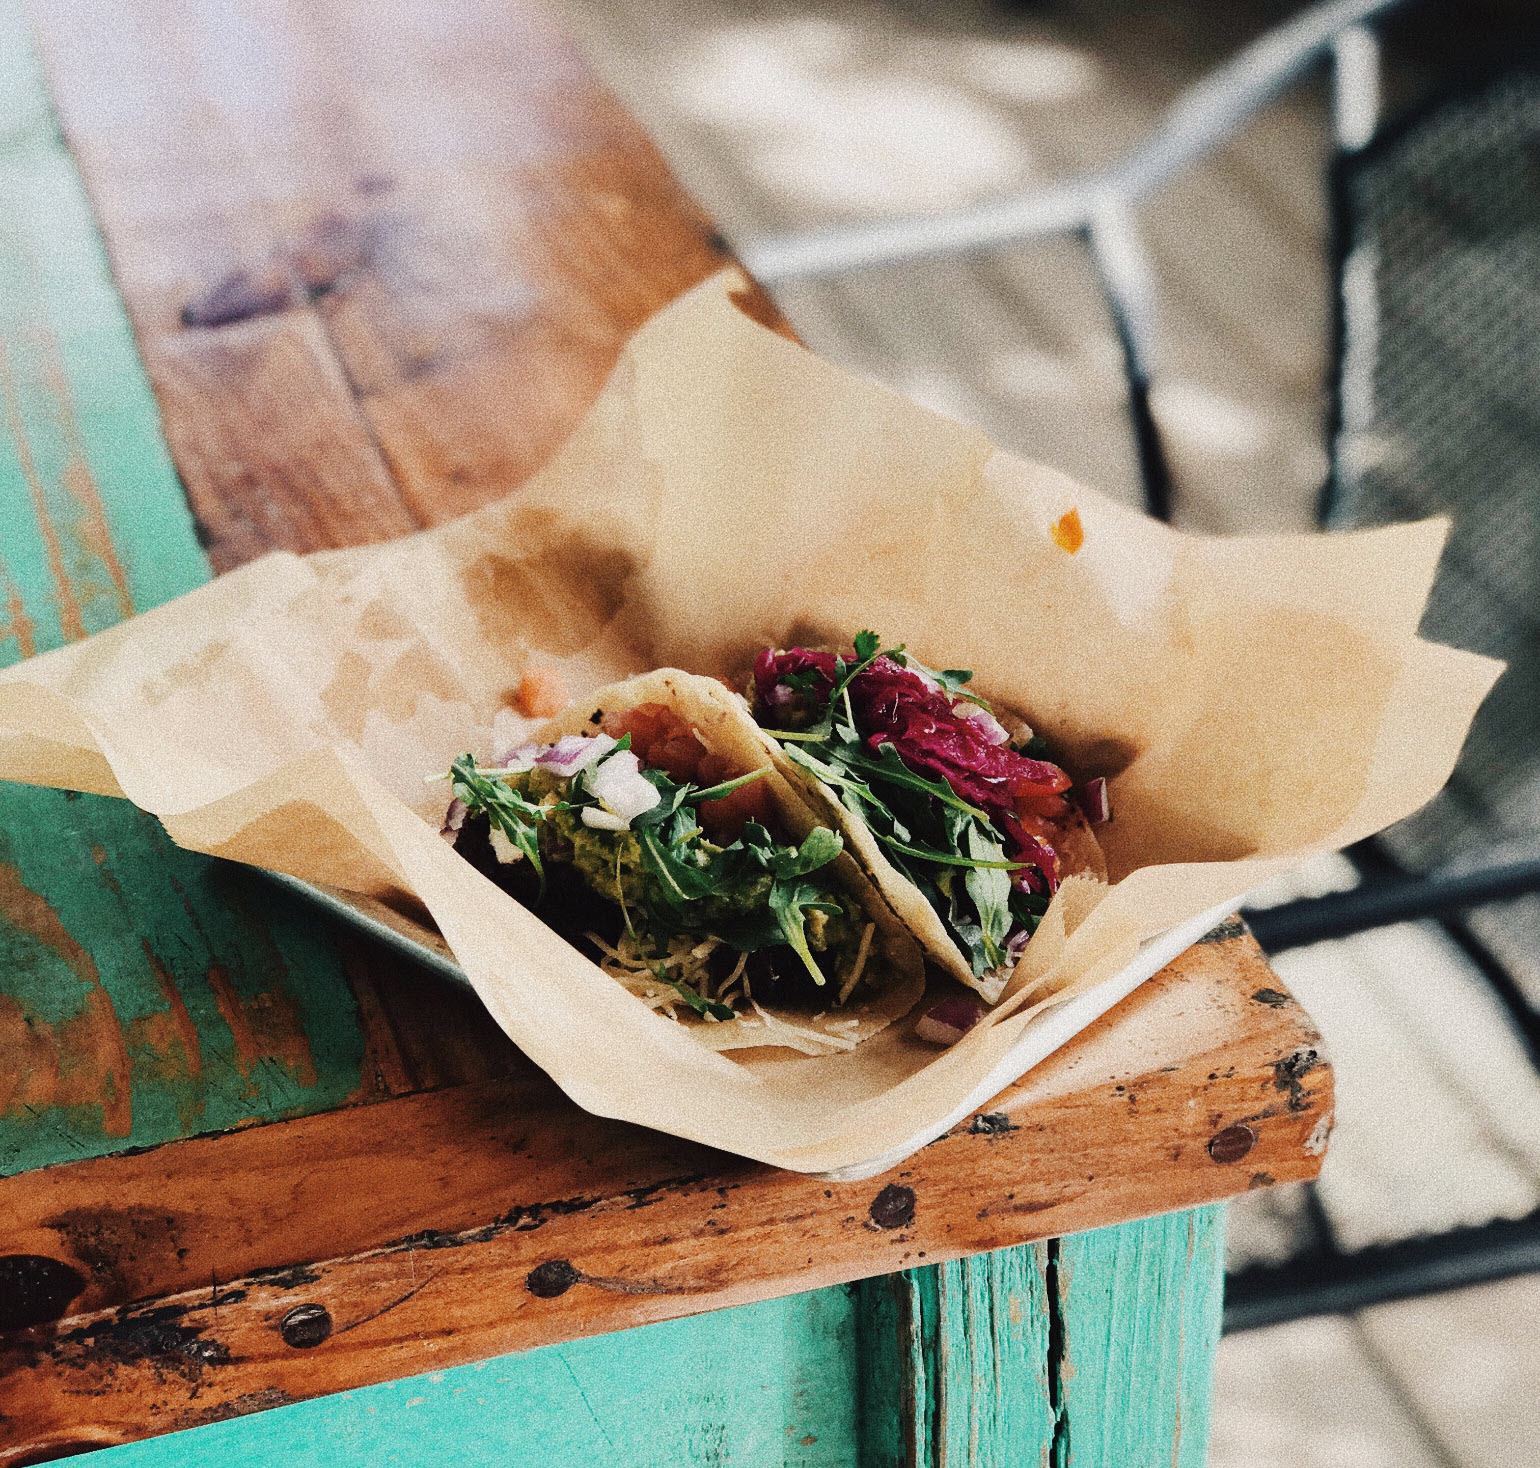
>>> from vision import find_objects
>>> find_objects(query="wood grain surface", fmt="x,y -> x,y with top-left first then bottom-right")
25,0 -> 761,566
0,0 -> 1334,1454
0,929 -> 1324,1448
0,1208 -> 1225,1468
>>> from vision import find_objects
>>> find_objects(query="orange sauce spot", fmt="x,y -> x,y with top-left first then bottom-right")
1050,507 -> 1085,555
514,665 -> 571,719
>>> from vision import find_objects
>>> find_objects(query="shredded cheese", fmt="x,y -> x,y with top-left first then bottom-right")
748,999 -> 861,1055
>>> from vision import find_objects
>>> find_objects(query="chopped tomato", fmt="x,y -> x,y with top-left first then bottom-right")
699,775 -> 774,843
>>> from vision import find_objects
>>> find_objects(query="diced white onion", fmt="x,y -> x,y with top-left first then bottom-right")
581,806 -> 633,831
488,825 -> 523,864
588,749 -> 661,827
1076,776 -> 1112,823
915,994 -> 985,1046
537,732 -> 615,776
439,797 -> 468,842
500,741 -> 541,774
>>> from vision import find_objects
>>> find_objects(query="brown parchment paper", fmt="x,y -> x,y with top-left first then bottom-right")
0,271 -> 1501,1172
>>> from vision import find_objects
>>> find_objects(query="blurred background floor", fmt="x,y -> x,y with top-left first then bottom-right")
548,0 -> 1540,1460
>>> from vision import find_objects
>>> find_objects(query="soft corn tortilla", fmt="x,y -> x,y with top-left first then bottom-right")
522,669 -> 926,1054
730,684 -> 1108,1004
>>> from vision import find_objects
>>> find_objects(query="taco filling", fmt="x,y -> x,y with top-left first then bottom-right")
440,700 -> 881,1026
751,631 -> 1108,996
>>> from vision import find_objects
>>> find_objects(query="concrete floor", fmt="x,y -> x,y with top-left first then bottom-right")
548,0 -> 1540,1460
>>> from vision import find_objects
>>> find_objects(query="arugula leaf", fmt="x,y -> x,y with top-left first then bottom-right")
874,831 -> 1025,870
838,744 -> 990,822
768,878 -> 843,986
664,975 -> 736,1022
450,753 -> 555,889
638,828 -> 719,905
765,826 -> 844,879
964,823 -> 1012,969
689,768 -> 770,804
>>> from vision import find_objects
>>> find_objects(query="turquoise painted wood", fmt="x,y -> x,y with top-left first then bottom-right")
0,0 -> 364,1175
64,1208 -> 1224,1466
1055,1206 -> 1226,1468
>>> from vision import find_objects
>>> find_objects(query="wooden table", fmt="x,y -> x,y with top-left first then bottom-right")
0,0 -> 1332,1461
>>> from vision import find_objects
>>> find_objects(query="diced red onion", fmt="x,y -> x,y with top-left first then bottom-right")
536,732 -> 615,777
501,741 -> 541,774
764,682 -> 794,710
440,797 -> 467,842
915,994 -> 985,1046
585,748 -> 661,828
1075,777 -> 1111,824
1005,927 -> 1033,964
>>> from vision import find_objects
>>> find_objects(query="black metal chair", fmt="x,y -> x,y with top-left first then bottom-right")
741,0 -> 1540,1327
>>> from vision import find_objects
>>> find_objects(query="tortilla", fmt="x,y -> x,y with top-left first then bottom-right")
460,668 -> 926,1055
733,677 -> 1108,1005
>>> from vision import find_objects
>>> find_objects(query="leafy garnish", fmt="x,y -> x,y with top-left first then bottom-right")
665,975 -> 736,1021
447,739 -> 853,1004
755,632 -> 1070,978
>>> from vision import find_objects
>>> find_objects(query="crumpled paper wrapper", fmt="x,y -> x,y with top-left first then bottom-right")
0,272 -> 1500,1171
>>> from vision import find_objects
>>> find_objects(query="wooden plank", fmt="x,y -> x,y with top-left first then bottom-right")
0,0 -> 367,1174
26,0 -> 744,556
0,929 -> 1329,1449
8,1212 -> 1224,1467
1054,1205 -> 1225,1468
38,1288 -> 869,1467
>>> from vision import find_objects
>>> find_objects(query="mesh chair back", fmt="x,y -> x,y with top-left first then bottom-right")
1327,67 -> 1540,1001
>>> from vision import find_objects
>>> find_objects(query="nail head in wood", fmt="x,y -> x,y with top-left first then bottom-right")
869,1184 -> 916,1230
526,1259 -> 580,1298
278,1303 -> 333,1349
1207,1123 -> 1257,1164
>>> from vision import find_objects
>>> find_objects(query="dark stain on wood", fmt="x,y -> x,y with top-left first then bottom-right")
43,1208 -> 185,1298
240,1262 -> 323,1290
0,1255 -> 88,1330
869,1185 -> 916,1231
181,271 -> 295,329
969,1112 -> 1017,1135
1272,1049 -> 1321,1112
55,1304 -> 230,1377
171,1386 -> 298,1430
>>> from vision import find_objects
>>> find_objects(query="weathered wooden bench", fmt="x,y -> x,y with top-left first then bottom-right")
0,0 -> 1331,1461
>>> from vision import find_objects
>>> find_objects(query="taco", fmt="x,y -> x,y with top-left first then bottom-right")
440,670 -> 925,1054
745,633 -> 1109,1003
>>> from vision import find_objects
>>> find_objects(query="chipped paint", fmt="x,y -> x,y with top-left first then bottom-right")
0,336 -> 86,641
205,964 -> 319,1092
38,333 -> 135,624
0,862 -> 131,1134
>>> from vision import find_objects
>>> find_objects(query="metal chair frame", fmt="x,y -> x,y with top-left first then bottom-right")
740,0 -> 1540,1324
